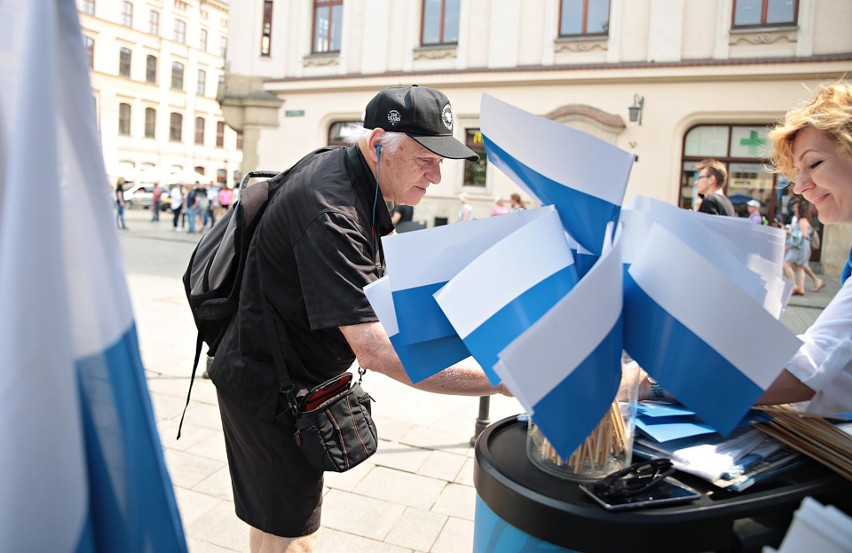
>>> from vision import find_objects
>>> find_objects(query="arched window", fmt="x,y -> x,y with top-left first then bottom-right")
169,112 -> 183,142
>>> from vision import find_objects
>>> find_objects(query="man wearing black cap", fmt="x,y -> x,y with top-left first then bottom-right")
207,85 -> 508,553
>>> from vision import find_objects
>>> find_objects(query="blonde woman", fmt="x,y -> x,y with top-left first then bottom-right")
758,82 -> 852,413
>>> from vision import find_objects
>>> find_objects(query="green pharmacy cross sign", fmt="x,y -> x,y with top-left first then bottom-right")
740,130 -> 767,156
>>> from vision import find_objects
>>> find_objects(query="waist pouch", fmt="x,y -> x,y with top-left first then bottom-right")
293,373 -> 378,472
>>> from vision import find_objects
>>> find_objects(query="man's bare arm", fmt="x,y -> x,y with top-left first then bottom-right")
340,321 -> 509,396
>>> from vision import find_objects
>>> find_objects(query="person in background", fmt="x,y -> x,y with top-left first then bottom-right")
510,192 -> 526,212
186,182 -> 200,234
783,200 -> 814,296
170,182 -> 183,232
694,159 -> 735,216
756,82 -> 852,414
115,177 -> 128,230
218,183 -> 234,217
151,182 -> 162,222
746,199 -> 763,224
800,202 -> 826,292
458,192 -> 473,222
391,203 -> 413,225
205,182 -> 219,229
490,197 -> 510,216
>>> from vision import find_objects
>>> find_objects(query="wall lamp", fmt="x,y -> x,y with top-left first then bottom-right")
628,94 -> 644,125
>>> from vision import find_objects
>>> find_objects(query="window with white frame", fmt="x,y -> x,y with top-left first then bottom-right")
169,112 -> 183,142
144,107 -> 156,138
149,10 -> 159,34
118,103 -> 132,135
174,19 -> 186,43
312,0 -> 342,53
197,69 -> 206,96
119,47 -> 131,77
121,1 -> 133,26
145,55 -> 157,83
559,0 -> 610,37
171,61 -> 184,90
421,0 -> 459,46
732,0 -> 798,28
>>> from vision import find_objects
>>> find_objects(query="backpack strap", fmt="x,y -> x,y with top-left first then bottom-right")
176,333 -> 204,439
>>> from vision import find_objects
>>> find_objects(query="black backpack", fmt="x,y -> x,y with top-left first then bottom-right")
177,148 -> 332,437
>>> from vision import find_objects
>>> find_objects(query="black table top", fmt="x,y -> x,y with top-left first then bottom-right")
474,415 -> 852,553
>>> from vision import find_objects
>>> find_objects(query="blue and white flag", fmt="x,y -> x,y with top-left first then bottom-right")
624,196 -> 789,318
435,207 -> 579,384
496,224 -> 624,459
480,94 -> 634,255
382,208 -> 545,346
624,224 -> 801,435
0,1 -> 187,551
364,276 -> 471,383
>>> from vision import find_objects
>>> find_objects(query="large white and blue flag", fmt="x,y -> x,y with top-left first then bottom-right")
496,224 -> 624,459
0,1 -> 187,551
435,207 -> 579,384
382,208 -> 546,346
364,276 -> 471,383
480,94 -> 634,255
624,223 -> 801,435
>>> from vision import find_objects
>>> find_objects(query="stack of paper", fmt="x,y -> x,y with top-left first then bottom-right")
634,404 -> 802,491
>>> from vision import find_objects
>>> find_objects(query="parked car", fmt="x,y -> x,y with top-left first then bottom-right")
124,183 -> 169,211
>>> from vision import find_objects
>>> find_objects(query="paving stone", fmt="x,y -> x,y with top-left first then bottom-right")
315,527 -> 411,553
173,487 -> 223,528
186,537 -> 238,553
163,448 -> 226,489
383,506 -> 447,551
400,425 -> 470,453
454,457 -> 476,486
322,459 -> 375,493
192,466 -> 235,501
431,483 -> 477,521
353,466 -> 447,510
373,441 -> 433,473
321,489 -> 406,541
184,499 -> 249,552
418,450 -> 467,482
431,516 -> 474,553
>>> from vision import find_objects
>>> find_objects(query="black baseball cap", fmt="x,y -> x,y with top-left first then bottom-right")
363,85 -> 479,161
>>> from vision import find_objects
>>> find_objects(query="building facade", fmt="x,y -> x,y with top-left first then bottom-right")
79,0 -> 242,188
221,0 -> 852,276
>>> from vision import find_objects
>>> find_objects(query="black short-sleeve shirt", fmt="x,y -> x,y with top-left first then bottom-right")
209,146 -> 393,421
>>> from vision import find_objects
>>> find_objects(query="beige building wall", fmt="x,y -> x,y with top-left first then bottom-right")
221,0 -> 851,276
80,0 -> 242,187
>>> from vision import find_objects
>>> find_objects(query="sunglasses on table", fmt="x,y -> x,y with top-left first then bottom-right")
589,458 -> 676,501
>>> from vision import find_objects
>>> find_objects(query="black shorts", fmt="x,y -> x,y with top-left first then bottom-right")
217,389 -> 324,537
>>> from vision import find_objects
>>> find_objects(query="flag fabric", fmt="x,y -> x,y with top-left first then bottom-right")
0,1 -> 187,551
624,223 -> 802,435
624,196 -> 789,318
435,207 -> 579,384
382,208 -> 545,346
480,94 -> 634,255
495,224 -> 624,459
364,277 -> 471,383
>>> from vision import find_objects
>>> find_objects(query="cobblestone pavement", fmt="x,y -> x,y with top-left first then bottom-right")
118,208 -> 842,552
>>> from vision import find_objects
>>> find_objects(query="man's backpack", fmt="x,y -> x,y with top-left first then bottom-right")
177,148 -> 332,437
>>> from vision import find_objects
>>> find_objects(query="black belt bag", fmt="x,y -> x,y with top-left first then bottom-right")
293,370 -> 377,472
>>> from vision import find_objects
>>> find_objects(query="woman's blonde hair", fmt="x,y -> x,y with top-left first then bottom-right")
769,81 -> 852,181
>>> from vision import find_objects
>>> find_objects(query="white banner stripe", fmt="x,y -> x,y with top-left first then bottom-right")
480,94 -> 633,206
434,207 -> 573,338
383,207 -> 548,290
630,224 -> 800,389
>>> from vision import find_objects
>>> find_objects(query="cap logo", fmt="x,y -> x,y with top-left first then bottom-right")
441,104 -> 453,131
387,110 -> 401,126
